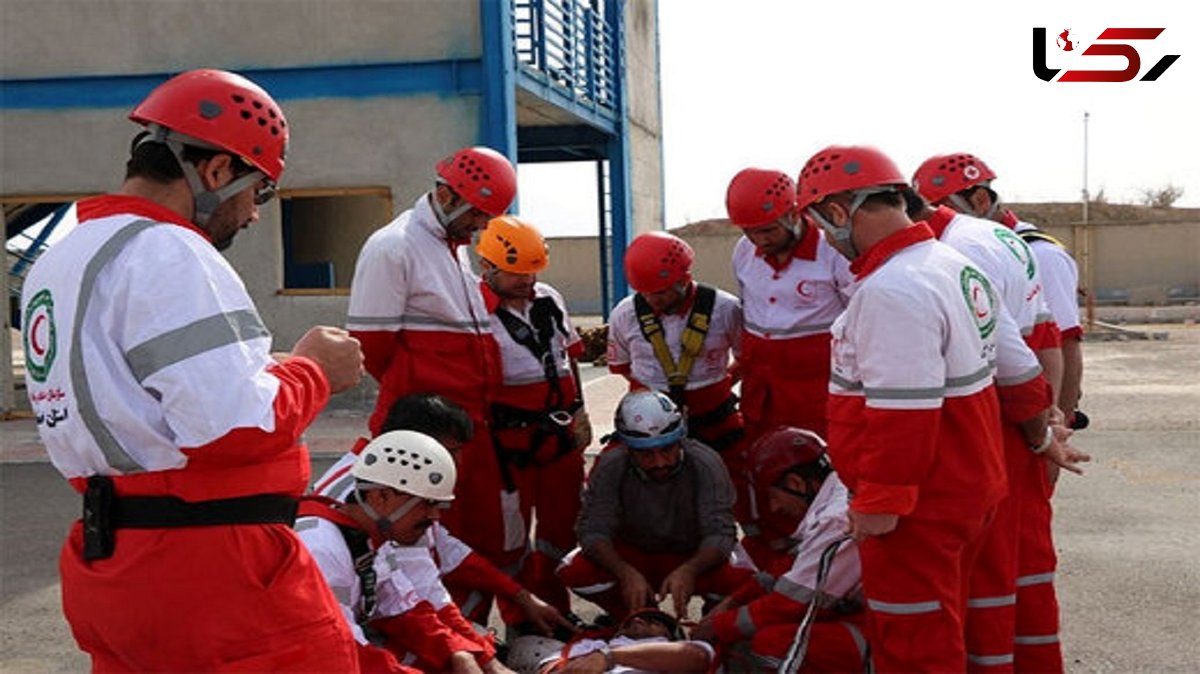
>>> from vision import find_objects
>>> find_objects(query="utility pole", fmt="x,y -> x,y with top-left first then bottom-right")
1078,111 -> 1095,329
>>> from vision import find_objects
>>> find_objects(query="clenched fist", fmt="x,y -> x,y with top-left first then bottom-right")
291,326 -> 364,393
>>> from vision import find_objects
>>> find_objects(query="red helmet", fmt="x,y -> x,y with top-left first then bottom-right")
624,232 -> 694,294
435,146 -> 517,216
796,145 -> 907,211
726,168 -> 796,228
911,153 -> 997,204
749,426 -> 829,488
130,69 -> 288,181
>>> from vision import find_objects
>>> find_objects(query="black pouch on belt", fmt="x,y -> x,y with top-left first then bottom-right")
82,475 -> 116,561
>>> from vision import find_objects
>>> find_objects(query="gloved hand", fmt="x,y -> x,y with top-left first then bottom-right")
573,409 -> 594,450
1070,409 -> 1089,430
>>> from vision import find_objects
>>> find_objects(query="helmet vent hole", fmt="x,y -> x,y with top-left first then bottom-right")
231,94 -> 245,104
240,110 -> 252,120
424,458 -> 433,465
257,118 -> 267,126
252,100 -> 263,109
387,457 -> 396,463
400,479 -> 408,485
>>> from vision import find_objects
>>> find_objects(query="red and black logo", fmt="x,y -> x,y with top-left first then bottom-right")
1033,27 -> 1180,82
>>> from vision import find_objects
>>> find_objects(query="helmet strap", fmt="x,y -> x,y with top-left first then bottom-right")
357,486 -> 421,537
141,124 -> 263,227
807,206 -> 858,260
431,181 -> 475,235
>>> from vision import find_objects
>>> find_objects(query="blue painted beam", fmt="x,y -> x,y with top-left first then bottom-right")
516,66 -> 618,134
0,61 -> 485,110
604,0 -> 632,307
480,0 -> 517,163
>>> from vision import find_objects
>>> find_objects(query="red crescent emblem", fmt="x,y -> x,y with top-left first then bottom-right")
796,280 -> 813,298
30,314 -> 47,356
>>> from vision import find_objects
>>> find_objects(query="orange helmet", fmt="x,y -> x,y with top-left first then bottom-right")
476,216 -> 548,274
726,168 -> 796,229
130,69 -> 288,182
912,153 -> 997,205
435,146 -> 517,216
624,232 -> 694,294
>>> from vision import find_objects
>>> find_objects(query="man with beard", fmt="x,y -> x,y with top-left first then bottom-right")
18,69 -> 364,671
297,430 -> 513,674
557,391 -> 751,621
346,146 -> 514,571
476,216 -> 591,621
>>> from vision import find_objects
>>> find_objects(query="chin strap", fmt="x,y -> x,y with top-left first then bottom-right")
356,486 -> 423,537
430,181 -> 476,236
948,184 -> 1000,220
139,124 -> 263,227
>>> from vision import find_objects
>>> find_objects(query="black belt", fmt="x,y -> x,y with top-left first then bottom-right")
83,476 -> 298,560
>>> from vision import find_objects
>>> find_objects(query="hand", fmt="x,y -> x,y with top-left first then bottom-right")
290,326 -> 364,393
847,510 -> 899,542
515,590 -> 579,636
617,567 -> 655,613
1044,424 -> 1091,477
689,616 -> 717,643
449,651 -> 485,674
659,565 -> 698,617
573,409 -> 594,450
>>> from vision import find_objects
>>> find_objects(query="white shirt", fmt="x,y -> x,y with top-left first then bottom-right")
490,282 -> 581,386
732,230 -> 854,340
774,474 -> 860,605
1014,221 -> 1081,334
606,286 -> 743,391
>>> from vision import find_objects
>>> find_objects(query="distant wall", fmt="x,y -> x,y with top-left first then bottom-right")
544,219 -> 1200,317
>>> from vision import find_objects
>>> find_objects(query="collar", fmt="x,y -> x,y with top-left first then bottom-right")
411,193 -> 454,245
77,195 -> 208,240
480,279 -> 537,314
755,222 -> 819,270
927,205 -> 957,239
849,223 -> 935,279
1000,209 -> 1020,230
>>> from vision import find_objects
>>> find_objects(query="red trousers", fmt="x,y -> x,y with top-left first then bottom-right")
859,512 -> 992,673
966,427 -> 1029,672
742,617 -> 871,673
1014,457 -> 1063,674
557,542 -> 753,619
60,522 -> 358,672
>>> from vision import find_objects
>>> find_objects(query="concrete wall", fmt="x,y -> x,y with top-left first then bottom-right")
625,0 -> 664,235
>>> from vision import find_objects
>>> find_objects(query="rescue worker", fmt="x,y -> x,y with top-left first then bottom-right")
508,608 -> 713,674
913,153 -> 1088,672
310,393 -> 577,639
796,144 -> 1011,672
691,427 -> 869,673
18,69 -> 363,671
605,231 -> 749,522
557,390 -> 752,620
724,167 -> 854,571
346,146 -> 513,568
297,431 -> 511,674
477,216 -> 591,617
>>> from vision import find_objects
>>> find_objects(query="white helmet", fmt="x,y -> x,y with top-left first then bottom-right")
505,635 -> 566,674
351,430 -> 457,501
614,390 -> 686,450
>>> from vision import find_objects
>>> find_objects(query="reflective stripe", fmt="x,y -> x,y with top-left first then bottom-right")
865,384 -> 945,400
1015,634 -> 1060,646
775,576 -> 816,604
399,314 -> 489,330
347,313 -> 490,331
72,219 -> 160,473
294,518 -> 319,532
945,364 -> 995,389
830,372 -> 863,391
1017,572 -> 1055,587
745,320 -> 833,338
839,621 -> 870,660
838,364 -> 993,399
967,593 -> 1017,608
967,652 -> 1015,667
996,365 -> 1043,387
125,309 -> 269,382
570,581 -> 616,595
735,606 -> 755,636
867,598 -> 942,615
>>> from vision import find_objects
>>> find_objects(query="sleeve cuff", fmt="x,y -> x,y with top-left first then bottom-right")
852,480 -> 918,515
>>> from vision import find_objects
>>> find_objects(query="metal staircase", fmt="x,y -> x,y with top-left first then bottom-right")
6,202 -> 71,328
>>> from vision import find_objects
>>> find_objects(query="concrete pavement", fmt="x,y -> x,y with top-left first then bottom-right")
2,328 -> 1198,672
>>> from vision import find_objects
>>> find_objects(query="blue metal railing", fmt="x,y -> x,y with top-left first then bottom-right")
515,0 -> 617,111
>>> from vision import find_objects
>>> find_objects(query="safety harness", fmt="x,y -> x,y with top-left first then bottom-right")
490,296 -> 583,490
297,496 -> 380,621
633,285 -> 742,452
1018,228 -> 1068,249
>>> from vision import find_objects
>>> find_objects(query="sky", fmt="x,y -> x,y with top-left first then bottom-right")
518,0 -> 1199,237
